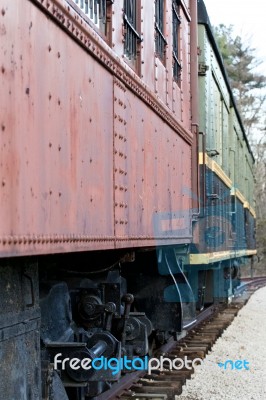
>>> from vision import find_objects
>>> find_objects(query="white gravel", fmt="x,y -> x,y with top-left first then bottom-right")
177,286 -> 266,400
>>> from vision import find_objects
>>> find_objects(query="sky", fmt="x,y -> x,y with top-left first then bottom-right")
203,0 -> 266,73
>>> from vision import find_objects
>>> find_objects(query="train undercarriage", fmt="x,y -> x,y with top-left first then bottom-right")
0,246 -> 245,400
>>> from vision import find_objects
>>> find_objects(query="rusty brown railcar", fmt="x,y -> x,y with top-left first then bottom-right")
0,0 -> 196,257
0,1 -> 198,398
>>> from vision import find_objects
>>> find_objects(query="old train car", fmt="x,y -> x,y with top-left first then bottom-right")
0,0 -> 198,398
185,0 -> 256,308
0,0 -> 256,399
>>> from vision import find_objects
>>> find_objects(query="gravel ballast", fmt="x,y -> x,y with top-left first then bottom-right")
177,286 -> 266,400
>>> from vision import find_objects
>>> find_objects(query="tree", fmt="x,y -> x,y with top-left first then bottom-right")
214,24 -> 266,138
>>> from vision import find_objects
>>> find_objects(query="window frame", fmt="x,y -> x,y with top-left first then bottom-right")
123,0 -> 142,72
155,0 -> 167,63
71,0 -> 113,43
172,0 -> 181,82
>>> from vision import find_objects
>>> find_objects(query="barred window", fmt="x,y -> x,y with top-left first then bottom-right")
74,0 -> 113,37
172,0 -> 181,81
155,0 -> 167,62
124,0 -> 141,61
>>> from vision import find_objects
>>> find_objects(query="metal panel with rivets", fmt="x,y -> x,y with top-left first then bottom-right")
0,0 -> 195,257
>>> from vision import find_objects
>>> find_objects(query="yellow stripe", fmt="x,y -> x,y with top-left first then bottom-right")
243,201 -> 256,218
189,249 -> 257,265
199,152 -> 212,169
235,189 -> 246,205
199,153 -> 232,188
199,152 -> 256,218
212,162 -> 232,189
249,206 -> 256,218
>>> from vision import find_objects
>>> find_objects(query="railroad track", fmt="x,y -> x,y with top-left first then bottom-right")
95,277 -> 266,400
234,276 -> 266,297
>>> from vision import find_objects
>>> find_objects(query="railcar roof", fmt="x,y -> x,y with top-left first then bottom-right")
197,0 -> 255,162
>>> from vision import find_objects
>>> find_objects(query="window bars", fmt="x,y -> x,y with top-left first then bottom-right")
172,0 -> 181,80
74,0 -> 108,28
155,0 -> 167,61
124,0 -> 141,60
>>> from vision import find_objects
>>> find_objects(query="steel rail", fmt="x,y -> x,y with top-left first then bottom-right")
94,277 -> 266,399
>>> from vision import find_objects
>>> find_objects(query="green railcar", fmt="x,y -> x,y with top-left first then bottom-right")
185,0 -> 256,306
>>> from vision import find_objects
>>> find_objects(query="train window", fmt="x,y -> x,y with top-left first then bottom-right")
155,0 -> 167,62
73,0 -> 113,40
172,1 -> 181,81
123,0 -> 141,67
